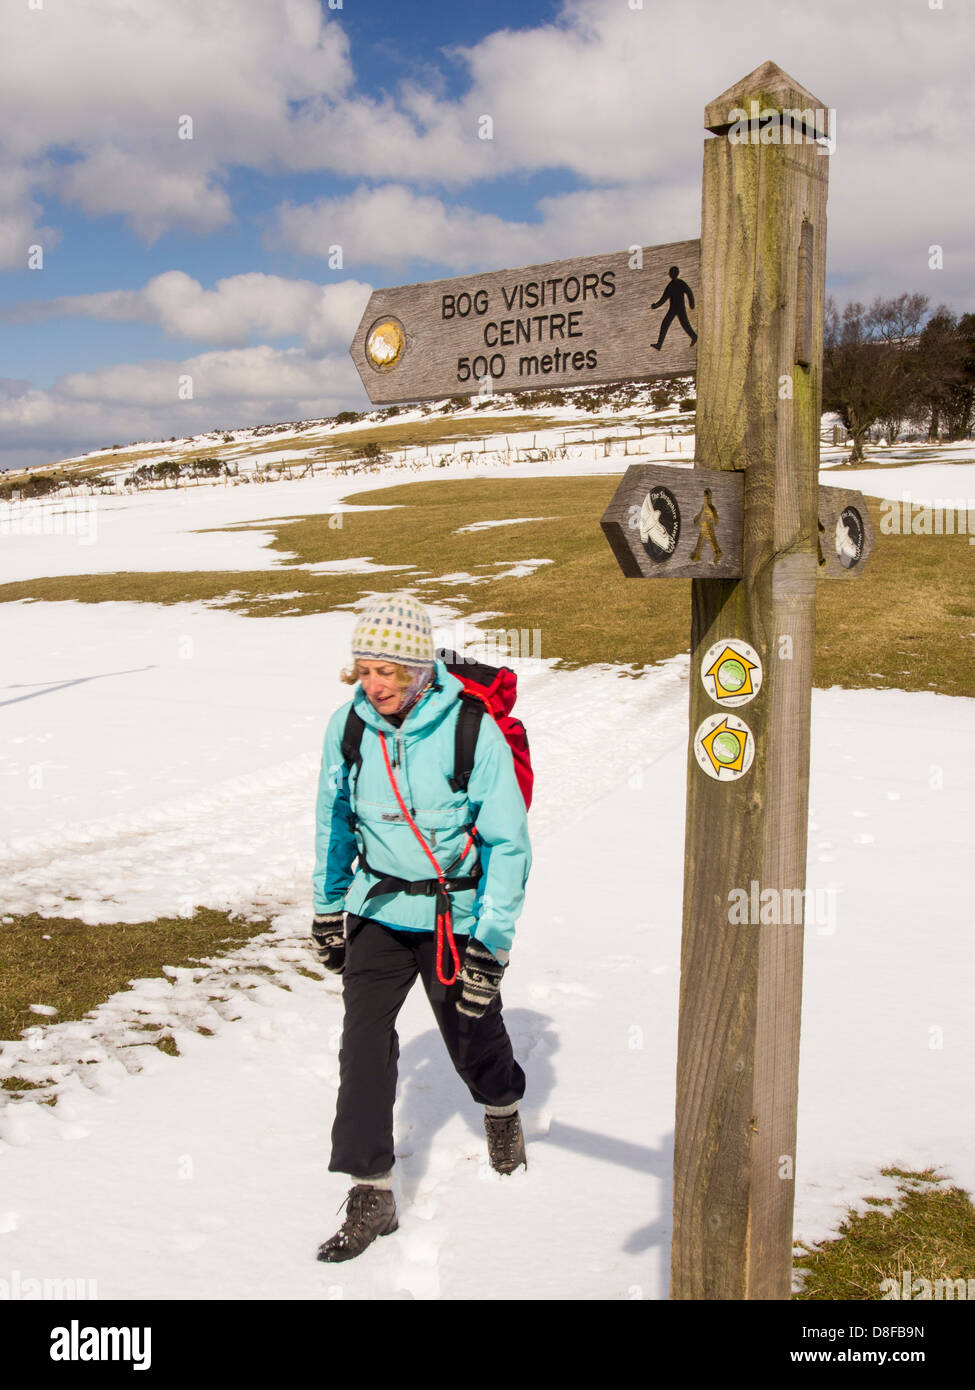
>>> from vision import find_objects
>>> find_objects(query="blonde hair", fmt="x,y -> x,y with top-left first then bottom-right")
340,659 -> 415,689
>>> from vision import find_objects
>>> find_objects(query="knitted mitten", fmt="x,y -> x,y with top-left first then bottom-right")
456,938 -> 505,1018
312,912 -> 346,974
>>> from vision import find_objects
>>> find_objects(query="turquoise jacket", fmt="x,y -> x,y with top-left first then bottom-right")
312,659 -> 531,957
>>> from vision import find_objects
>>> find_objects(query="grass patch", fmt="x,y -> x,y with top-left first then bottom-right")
0,908 -> 271,1043
0,567 -> 352,610
794,1169 -> 975,1300
0,479 -> 971,695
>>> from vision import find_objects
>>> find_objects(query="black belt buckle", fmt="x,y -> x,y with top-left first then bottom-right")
403,879 -> 438,897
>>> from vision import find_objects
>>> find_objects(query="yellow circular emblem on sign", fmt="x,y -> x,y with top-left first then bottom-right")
365,318 -> 406,372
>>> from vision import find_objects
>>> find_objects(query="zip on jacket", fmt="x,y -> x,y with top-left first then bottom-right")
312,659 -> 531,957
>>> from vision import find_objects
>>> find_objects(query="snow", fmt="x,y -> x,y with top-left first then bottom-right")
454,517 -> 554,533
491,558 -> 554,580
0,448 -> 973,1300
301,558 -> 416,575
820,462 -> 975,507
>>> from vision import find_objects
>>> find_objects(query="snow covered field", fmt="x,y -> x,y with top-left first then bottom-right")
1,451 -> 973,1300
818,438 -> 975,513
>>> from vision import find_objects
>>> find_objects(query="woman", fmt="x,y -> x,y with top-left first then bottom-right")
311,592 -> 532,1262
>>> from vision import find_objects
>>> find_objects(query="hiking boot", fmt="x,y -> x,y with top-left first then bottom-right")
484,1111 -> 527,1175
316,1185 -> 398,1262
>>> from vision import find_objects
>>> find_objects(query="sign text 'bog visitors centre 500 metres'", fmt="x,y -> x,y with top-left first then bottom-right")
350,239 -> 700,404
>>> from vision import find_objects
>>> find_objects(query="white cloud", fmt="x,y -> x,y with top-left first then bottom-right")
271,1 -> 975,306
0,160 -> 61,267
55,344 -> 356,407
0,346 -> 367,471
1,0 -> 352,261
3,0 -> 974,296
5,272 -> 373,352
274,181 -> 701,273
6,0 -> 353,164
59,150 -> 234,242
276,186 -> 544,272
282,0 -> 975,192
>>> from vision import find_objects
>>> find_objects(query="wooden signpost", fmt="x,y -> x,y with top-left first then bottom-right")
600,61 -> 876,1300
350,241 -> 700,402
350,58 -> 876,1302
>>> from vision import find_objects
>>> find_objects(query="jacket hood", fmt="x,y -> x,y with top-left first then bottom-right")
352,657 -> 462,735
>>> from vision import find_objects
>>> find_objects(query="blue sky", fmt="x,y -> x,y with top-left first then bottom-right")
1,0 -> 972,471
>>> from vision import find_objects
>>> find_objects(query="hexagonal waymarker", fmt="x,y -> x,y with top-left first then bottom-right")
601,464 -> 744,579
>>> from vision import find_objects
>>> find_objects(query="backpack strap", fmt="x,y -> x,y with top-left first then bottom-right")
449,691 -> 486,794
341,707 -> 366,818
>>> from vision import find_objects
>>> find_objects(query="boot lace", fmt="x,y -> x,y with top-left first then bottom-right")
488,1114 -> 523,1165
330,1185 -> 385,1248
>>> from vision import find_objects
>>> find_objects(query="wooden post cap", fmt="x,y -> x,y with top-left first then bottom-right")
704,59 -> 829,138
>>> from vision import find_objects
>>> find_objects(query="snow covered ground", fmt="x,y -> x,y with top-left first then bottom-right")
818,439 -> 975,507
1,450 -> 973,1300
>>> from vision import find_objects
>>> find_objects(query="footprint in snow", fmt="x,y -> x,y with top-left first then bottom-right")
393,1237 -> 442,1300
398,1229 -> 441,1269
409,1196 -> 439,1222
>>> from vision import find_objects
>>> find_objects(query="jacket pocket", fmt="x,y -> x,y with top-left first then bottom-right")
355,803 -> 476,881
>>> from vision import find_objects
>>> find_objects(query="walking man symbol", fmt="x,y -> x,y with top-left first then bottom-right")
690,489 -> 722,564
651,266 -> 697,350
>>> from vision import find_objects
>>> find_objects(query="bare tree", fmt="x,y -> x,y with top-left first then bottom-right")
864,292 -> 928,344
823,295 -> 928,463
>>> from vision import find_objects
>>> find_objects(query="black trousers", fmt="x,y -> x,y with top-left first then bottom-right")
329,914 -> 526,1177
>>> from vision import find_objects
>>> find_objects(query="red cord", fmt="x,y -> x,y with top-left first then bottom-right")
378,732 -> 474,986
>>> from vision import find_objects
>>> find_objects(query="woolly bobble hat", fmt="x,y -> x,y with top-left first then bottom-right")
351,591 -> 435,670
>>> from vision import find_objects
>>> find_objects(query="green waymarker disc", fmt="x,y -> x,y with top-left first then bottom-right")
717,658 -> 746,691
712,731 -> 741,764
700,639 -> 762,708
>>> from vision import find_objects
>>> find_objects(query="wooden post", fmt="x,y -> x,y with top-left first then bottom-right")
670,62 -> 830,1300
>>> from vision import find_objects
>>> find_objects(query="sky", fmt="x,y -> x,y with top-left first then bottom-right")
1,0 -> 972,472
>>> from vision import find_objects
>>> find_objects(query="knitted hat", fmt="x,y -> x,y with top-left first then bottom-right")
351,592 -> 435,670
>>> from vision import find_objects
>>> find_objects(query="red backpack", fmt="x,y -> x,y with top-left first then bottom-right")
437,648 -> 533,810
